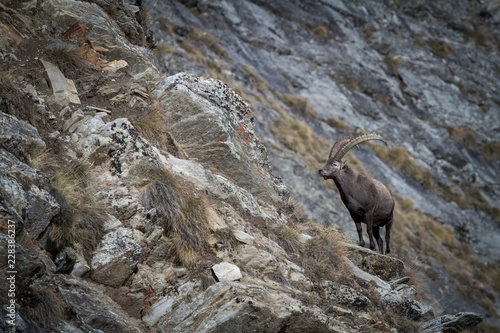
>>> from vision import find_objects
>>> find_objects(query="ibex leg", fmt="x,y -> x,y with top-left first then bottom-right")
366,224 -> 377,252
385,213 -> 393,254
372,226 -> 384,254
355,222 -> 365,247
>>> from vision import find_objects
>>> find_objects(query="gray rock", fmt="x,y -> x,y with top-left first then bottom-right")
37,0 -> 156,77
342,257 -> 391,296
0,112 -> 58,240
345,243 -> 406,281
0,112 -> 46,154
26,184 -> 60,239
212,262 -> 242,282
233,230 -> 255,244
420,312 -> 483,333
154,73 -> 289,205
90,227 -> 143,288
40,59 -> 80,107
382,284 -> 434,321
56,275 -> 143,333
321,281 -> 371,308
0,234 -> 45,290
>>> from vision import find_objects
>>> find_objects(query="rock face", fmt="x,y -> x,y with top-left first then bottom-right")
0,0 -> 493,333
421,312 -> 484,333
153,72 -> 288,204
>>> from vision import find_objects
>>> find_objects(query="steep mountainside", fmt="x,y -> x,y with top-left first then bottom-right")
146,0 -> 500,327
0,0 -> 498,332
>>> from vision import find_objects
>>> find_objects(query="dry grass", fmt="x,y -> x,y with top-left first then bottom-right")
270,112 -> 332,169
47,160 -> 107,259
152,43 -> 185,58
242,64 -> 270,93
383,55 -> 403,77
372,145 -> 434,188
300,227 -> 350,284
428,39 -> 452,58
336,76 -> 360,91
463,24 -> 490,47
448,126 -> 480,150
273,224 -> 302,255
186,27 -> 229,58
22,285 -> 65,328
324,116 -> 350,131
138,165 -> 212,267
479,142 -> 500,162
391,195 -> 499,318
371,144 -> 499,221
382,310 -> 421,333
446,126 -> 500,163
214,228 -> 239,251
312,25 -> 328,37
130,103 -> 184,157
43,40 -> 93,76
27,145 -> 107,260
275,92 -> 318,119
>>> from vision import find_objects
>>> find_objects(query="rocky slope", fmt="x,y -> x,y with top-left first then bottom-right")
0,0 -> 498,332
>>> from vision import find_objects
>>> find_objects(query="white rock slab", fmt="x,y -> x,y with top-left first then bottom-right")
40,59 -> 80,105
234,230 -> 255,244
212,262 -> 242,282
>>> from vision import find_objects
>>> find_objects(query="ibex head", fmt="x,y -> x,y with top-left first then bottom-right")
319,133 -> 387,180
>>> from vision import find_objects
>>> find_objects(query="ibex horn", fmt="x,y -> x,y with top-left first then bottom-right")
328,137 -> 351,160
333,133 -> 387,161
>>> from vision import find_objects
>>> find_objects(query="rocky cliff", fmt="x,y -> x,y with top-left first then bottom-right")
0,0 -> 498,332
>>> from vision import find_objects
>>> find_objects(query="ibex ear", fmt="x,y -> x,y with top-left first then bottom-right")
342,160 -> 348,169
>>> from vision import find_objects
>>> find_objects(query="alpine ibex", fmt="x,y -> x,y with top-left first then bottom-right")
319,133 -> 394,254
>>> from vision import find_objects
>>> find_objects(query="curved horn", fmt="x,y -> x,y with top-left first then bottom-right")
333,133 -> 387,161
328,137 -> 351,160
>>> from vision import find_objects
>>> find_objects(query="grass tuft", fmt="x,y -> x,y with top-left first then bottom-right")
43,40 -> 92,75
22,285 -> 65,328
138,166 -> 211,267
131,104 -> 184,157
274,224 -> 302,255
301,227 -> 349,283
214,228 -> 239,251
428,39 -> 452,58
47,160 -> 107,260
312,25 -> 328,37
276,92 -> 318,118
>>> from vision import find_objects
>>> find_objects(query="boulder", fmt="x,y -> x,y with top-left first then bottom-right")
90,227 -> 144,288
153,281 -> 352,333
40,59 -> 80,107
345,243 -> 406,281
420,312 -> 483,333
153,73 -> 288,204
321,281 -> 371,308
234,230 -> 255,244
382,284 -> 434,321
56,275 -> 143,333
0,112 -> 58,241
212,262 -> 242,282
